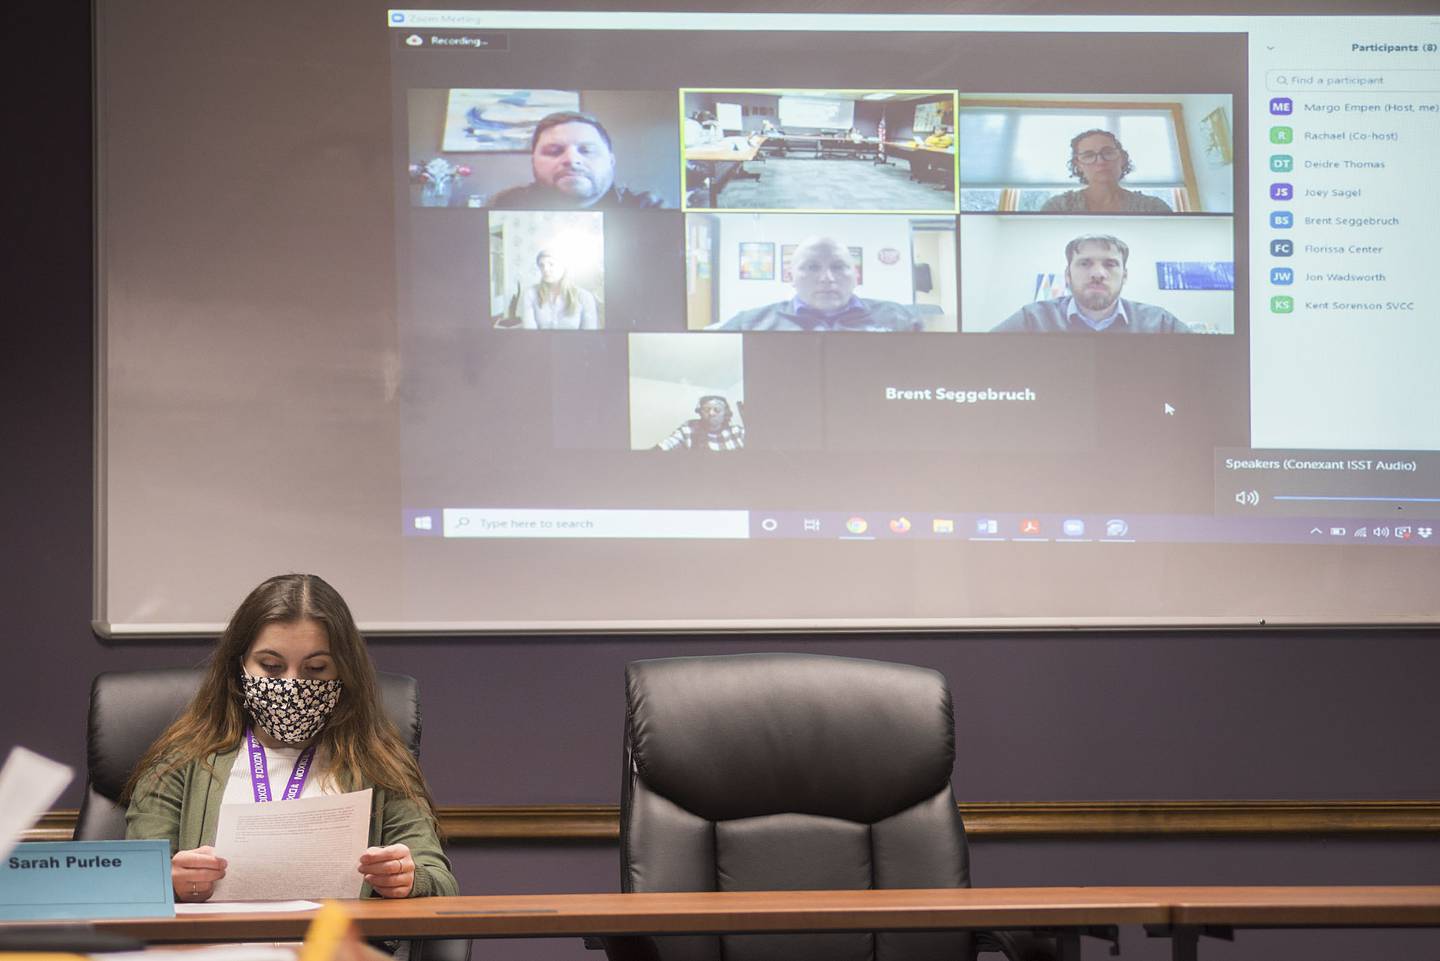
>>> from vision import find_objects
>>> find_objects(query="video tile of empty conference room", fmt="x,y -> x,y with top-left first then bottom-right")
682,89 -> 959,213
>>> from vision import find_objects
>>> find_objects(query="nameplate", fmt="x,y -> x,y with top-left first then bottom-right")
0,840 -> 173,920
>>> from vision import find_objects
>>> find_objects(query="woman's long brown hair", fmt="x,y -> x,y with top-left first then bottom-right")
122,574 -> 437,821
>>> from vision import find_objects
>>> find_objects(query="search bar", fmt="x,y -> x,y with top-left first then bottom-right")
1267,69 -> 1440,91
443,508 -> 749,538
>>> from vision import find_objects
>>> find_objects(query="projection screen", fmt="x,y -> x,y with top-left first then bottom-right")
95,1 -> 1440,634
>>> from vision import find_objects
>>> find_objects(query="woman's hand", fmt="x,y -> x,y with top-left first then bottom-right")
172,845 -> 227,902
358,843 -> 415,898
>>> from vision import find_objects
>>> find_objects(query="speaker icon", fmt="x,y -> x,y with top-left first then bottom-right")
1234,490 -> 1260,506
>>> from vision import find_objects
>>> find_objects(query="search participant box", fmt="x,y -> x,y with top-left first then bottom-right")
443,508 -> 749,539
1268,69 -> 1440,92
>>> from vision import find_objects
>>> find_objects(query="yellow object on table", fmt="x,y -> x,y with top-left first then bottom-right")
299,902 -> 386,961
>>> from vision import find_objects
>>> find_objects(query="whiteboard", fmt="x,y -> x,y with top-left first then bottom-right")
778,96 -> 855,129
716,102 -> 742,132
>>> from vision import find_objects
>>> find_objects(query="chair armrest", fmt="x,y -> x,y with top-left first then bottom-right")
974,930 -> 1058,961
595,936 -> 659,961
411,939 -> 472,961
976,925 -> 1118,961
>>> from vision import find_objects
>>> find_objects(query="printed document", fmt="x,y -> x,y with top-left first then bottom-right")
211,789 -> 371,901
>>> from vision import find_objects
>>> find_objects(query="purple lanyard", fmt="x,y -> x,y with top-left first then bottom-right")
244,726 -> 317,803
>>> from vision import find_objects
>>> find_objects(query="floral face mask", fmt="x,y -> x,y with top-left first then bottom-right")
241,671 -> 342,744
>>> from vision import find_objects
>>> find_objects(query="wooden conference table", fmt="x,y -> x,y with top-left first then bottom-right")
884,141 -> 956,187
33,886 -> 1440,961
762,134 -> 879,160
685,139 -> 763,207
686,135 -> 895,205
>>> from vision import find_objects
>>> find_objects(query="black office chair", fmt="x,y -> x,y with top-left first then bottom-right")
78,667 -> 469,961
604,653 -> 1060,961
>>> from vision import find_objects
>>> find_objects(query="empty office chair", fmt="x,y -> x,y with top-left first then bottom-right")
78,667 -> 469,961
605,653 -> 1057,961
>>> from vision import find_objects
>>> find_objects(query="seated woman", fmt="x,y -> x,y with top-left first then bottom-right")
1042,129 -> 1173,213
520,249 -> 599,330
124,573 -> 457,903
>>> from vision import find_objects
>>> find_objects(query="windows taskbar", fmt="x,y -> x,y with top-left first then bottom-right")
401,508 -> 1437,545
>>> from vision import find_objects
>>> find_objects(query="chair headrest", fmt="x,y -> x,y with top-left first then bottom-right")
626,653 -> 955,823
88,668 -> 205,800
87,668 -> 421,802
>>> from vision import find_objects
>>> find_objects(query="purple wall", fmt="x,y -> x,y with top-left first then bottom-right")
6,4 -> 1439,959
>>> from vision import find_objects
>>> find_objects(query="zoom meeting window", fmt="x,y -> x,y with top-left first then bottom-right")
93,5 -> 1439,632
378,10 -> 1440,627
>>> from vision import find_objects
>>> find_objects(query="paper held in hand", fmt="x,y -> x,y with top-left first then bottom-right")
211,788 -> 372,901
0,746 -> 73,860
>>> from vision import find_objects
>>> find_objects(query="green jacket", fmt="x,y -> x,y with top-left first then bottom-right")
125,745 -> 457,898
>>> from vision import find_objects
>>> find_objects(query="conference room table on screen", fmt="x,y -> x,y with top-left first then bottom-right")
685,140 -> 764,206
884,142 -> 956,186
33,887 -> 1440,960
763,134 -> 879,160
